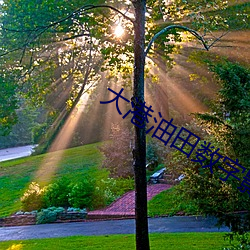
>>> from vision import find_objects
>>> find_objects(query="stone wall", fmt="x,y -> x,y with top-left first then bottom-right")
0,212 -> 87,227
1,215 -> 36,227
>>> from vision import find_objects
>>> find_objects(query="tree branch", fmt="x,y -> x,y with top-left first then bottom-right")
0,4 -> 134,57
83,5 -> 134,23
145,25 -> 210,56
1,4 -> 134,34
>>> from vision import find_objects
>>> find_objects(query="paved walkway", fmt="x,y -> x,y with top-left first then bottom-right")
88,184 -> 171,218
0,216 -> 230,241
0,145 -> 37,162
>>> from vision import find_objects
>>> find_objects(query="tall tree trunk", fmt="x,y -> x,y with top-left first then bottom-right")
132,1 -> 150,250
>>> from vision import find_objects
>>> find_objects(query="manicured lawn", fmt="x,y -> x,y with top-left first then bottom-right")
148,186 -> 199,217
0,143 -> 104,217
0,233 -> 230,250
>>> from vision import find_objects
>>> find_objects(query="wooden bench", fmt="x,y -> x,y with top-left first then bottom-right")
149,168 -> 165,184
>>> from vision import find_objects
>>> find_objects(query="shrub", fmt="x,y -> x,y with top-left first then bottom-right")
21,182 -> 45,211
67,207 -> 86,213
32,123 -> 47,144
93,177 -> 134,209
112,177 -> 134,197
43,177 -> 71,208
36,206 -> 64,224
223,233 -> 250,250
68,180 -> 94,209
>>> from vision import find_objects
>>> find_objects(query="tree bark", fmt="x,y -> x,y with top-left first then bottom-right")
132,1 -> 150,250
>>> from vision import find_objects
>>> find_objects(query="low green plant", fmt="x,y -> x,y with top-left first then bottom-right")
43,177 -> 71,208
93,177 -> 134,209
92,178 -> 117,208
223,233 -> 250,250
68,180 -> 94,209
113,177 -> 134,197
20,182 -> 45,212
36,206 -> 64,224
67,207 -> 86,213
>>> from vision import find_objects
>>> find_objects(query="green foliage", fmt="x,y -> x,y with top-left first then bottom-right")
0,104 -> 44,148
196,61 -> 250,169
67,207 -> 86,213
0,0 -> 237,113
0,75 -> 18,136
20,182 -> 45,212
20,169 -> 133,212
223,232 -> 250,250
169,61 -> 250,233
68,180 -> 94,209
208,2 -> 250,30
93,178 -> 118,208
0,142 -> 103,217
166,122 -> 209,179
113,177 -> 135,197
36,206 -> 64,224
93,177 -> 134,209
43,178 -> 71,208
32,123 -> 48,144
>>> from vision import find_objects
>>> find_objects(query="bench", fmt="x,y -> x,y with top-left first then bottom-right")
149,168 -> 165,184
175,174 -> 185,182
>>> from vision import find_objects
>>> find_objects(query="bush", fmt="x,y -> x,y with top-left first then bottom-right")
92,177 -> 134,209
223,233 -> 250,250
32,123 -> 47,144
21,182 -> 45,211
67,207 -> 86,213
36,206 -> 64,224
112,177 -> 134,197
43,177 -> 71,208
68,180 -> 94,209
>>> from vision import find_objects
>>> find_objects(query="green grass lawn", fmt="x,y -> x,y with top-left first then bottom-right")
148,186 -> 199,217
0,233 -> 230,250
0,140 -> 197,218
0,140 -> 188,219
0,143 -> 104,217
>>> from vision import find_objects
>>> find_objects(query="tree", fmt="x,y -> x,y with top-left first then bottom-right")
167,59 -> 250,234
0,1 -> 245,249
194,60 -> 250,233
0,73 -> 18,136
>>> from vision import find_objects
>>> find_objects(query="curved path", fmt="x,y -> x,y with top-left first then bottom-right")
88,184 -> 171,219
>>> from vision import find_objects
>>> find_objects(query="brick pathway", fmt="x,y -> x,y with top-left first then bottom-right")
88,184 -> 171,219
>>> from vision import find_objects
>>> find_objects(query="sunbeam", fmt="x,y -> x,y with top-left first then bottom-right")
35,92 -> 90,184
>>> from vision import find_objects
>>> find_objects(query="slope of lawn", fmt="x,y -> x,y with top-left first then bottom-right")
148,186 -> 199,217
0,233 -> 230,250
0,142 -> 104,217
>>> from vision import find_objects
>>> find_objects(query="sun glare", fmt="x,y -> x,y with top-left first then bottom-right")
114,24 -> 124,38
35,92 -> 90,184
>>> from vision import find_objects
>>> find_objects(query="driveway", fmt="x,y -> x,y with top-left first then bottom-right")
0,145 -> 36,162
0,216 -> 230,241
